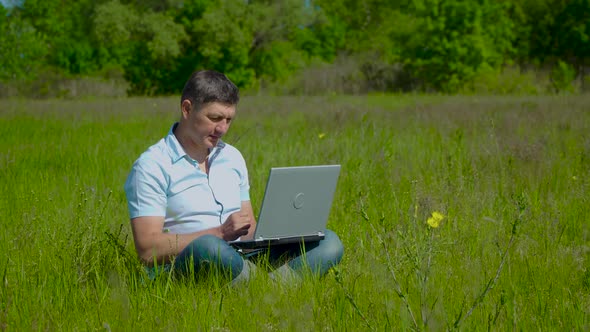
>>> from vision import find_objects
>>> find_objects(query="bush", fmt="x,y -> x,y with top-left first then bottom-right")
264,56 -> 364,95
0,68 -> 129,99
265,55 -> 417,96
550,60 -> 578,94
462,65 -> 548,95
583,74 -> 590,93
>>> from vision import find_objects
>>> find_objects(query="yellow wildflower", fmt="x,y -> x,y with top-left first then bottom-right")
572,175 -> 578,181
318,133 -> 326,139
427,211 -> 445,228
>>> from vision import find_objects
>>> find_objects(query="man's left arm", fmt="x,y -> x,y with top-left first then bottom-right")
233,149 -> 255,239
238,201 -> 256,240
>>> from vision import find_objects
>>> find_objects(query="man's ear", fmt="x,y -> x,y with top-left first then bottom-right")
181,100 -> 192,118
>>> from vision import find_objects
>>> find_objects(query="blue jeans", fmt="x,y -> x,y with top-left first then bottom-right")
170,229 -> 344,281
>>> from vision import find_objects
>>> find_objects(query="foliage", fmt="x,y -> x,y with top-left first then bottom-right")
400,0 -> 516,92
17,0 -> 99,74
0,6 -> 47,81
0,0 -> 588,95
551,0 -> 590,70
461,65 -> 547,95
550,60 -> 578,94
93,0 -> 188,95
191,0 -> 255,87
506,0 -> 589,76
189,0 -> 320,88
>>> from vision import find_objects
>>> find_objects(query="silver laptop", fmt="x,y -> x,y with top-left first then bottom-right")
229,165 -> 341,249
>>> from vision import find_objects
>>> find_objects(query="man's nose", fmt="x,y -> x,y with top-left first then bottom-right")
216,120 -> 230,134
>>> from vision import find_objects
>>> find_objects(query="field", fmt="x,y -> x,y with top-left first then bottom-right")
0,95 -> 588,330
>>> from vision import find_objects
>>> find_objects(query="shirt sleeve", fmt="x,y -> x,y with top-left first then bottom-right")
236,152 -> 250,201
124,159 -> 167,218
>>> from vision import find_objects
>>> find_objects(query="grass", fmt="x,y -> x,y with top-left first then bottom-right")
0,95 -> 589,330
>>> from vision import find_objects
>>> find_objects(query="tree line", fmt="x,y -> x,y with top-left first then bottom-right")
1,0 -> 588,96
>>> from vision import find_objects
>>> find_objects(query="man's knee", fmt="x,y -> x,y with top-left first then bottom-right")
186,234 -> 231,260
190,234 -> 225,248
320,229 -> 344,265
179,235 -> 243,277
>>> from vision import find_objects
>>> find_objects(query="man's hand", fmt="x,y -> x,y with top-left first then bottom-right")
219,211 -> 251,241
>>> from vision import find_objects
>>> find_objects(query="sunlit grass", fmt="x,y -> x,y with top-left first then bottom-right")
0,95 -> 589,330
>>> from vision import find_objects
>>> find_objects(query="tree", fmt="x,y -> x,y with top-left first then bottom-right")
188,0 -> 321,88
315,0 -> 406,62
401,0 -> 515,92
0,6 -> 47,81
93,0 -> 187,95
17,0 -> 100,75
551,0 -> 590,79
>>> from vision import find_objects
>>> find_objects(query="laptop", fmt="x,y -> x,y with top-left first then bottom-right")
229,165 -> 341,249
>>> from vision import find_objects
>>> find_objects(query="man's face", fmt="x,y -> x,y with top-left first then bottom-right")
182,101 -> 236,151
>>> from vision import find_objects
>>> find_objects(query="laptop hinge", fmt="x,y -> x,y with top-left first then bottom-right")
255,236 -> 281,241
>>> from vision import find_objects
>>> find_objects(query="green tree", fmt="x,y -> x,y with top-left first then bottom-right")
17,0 -> 100,75
315,0 -> 406,61
164,0 -> 213,93
505,0 -> 556,64
291,4 -> 346,63
6,0 -> 584,96
247,0 -> 318,84
313,1 -> 428,91
191,0 -> 254,87
506,0 -> 589,89
551,0 -> 590,80
401,0 -> 515,92
93,0 -> 187,95
0,6 -> 47,81
188,0 -> 320,88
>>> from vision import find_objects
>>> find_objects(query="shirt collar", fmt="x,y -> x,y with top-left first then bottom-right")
165,123 -> 226,163
209,140 -> 225,164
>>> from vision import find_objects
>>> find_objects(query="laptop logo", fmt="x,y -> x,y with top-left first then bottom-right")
293,193 -> 305,209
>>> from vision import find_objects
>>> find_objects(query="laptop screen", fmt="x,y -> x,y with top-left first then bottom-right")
254,165 -> 341,240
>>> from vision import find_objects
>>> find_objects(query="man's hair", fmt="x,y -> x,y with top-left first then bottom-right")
180,70 -> 239,111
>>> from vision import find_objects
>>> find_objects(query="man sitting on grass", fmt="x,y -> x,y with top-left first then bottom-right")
124,70 -> 343,284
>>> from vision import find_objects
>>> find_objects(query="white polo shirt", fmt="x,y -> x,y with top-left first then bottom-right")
124,123 -> 250,234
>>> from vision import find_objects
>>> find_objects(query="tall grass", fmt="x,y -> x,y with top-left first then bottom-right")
0,95 -> 588,330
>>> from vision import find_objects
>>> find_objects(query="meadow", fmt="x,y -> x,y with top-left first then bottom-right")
0,95 -> 588,331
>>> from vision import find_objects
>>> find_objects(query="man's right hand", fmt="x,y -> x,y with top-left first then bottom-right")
219,211 -> 251,241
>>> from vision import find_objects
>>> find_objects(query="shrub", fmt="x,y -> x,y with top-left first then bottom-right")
462,65 -> 547,95
550,60 -> 578,94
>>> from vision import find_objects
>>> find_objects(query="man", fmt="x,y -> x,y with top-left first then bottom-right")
124,70 -> 343,283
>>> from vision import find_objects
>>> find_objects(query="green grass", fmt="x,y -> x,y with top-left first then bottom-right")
0,95 -> 589,330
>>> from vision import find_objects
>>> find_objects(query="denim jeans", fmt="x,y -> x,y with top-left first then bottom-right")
167,229 -> 344,281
